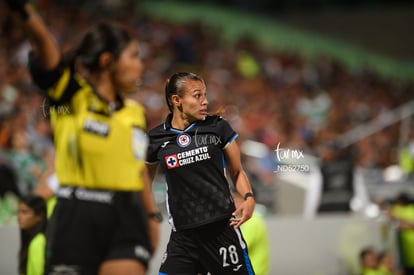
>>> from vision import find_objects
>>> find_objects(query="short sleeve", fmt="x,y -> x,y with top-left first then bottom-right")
29,52 -> 79,104
29,52 -> 64,90
216,117 -> 238,149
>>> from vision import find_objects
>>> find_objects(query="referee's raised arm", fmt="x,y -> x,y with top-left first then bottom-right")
5,0 -> 60,70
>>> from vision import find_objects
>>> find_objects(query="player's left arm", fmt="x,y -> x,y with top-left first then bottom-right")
224,141 -> 255,228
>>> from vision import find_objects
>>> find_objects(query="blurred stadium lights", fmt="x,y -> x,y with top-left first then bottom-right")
383,164 -> 405,183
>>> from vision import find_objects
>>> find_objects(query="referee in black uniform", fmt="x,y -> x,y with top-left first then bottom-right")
5,1 -> 160,274
146,72 -> 256,274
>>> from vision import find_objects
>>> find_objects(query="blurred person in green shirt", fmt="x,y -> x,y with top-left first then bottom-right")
359,247 -> 381,275
377,250 -> 403,275
391,193 -> 414,275
17,195 -> 47,275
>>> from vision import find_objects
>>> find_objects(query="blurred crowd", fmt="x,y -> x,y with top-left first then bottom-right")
358,192 -> 414,275
1,2 -> 414,217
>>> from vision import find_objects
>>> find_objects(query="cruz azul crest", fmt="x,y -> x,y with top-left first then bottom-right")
177,133 -> 191,147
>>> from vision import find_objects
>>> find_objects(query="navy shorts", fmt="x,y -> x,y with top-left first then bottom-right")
45,187 -> 151,275
159,219 -> 255,275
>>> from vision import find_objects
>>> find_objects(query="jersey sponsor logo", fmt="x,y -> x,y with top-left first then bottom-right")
177,133 -> 191,147
233,264 -> 243,271
83,119 -> 110,137
161,141 -> 171,148
165,146 -> 211,169
165,154 -> 180,169
74,188 -> 113,203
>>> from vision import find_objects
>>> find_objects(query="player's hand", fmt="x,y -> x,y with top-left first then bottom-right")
230,197 -> 255,228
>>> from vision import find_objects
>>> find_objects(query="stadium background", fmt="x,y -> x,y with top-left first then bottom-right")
1,0 -> 414,274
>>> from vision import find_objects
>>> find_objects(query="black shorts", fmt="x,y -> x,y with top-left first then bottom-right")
159,219 -> 255,275
45,187 -> 151,275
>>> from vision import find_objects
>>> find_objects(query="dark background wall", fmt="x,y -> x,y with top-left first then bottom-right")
275,4 -> 413,62
197,0 -> 411,11
53,0 -> 413,62
190,0 -> 414,62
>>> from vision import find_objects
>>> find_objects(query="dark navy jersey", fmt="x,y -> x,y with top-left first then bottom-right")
146,114 -> 238,231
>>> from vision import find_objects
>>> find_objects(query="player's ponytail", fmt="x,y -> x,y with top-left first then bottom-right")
165,72 -> 204,113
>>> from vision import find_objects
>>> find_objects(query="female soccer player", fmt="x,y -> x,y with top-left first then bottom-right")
146,72 -> 256,274
5,1 -> 160,274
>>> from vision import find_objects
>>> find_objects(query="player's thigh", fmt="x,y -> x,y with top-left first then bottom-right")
98,259 -> 146,275
198,221 -> 255,275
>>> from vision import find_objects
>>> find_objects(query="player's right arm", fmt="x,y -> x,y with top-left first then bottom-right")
5,0 -> 60,70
